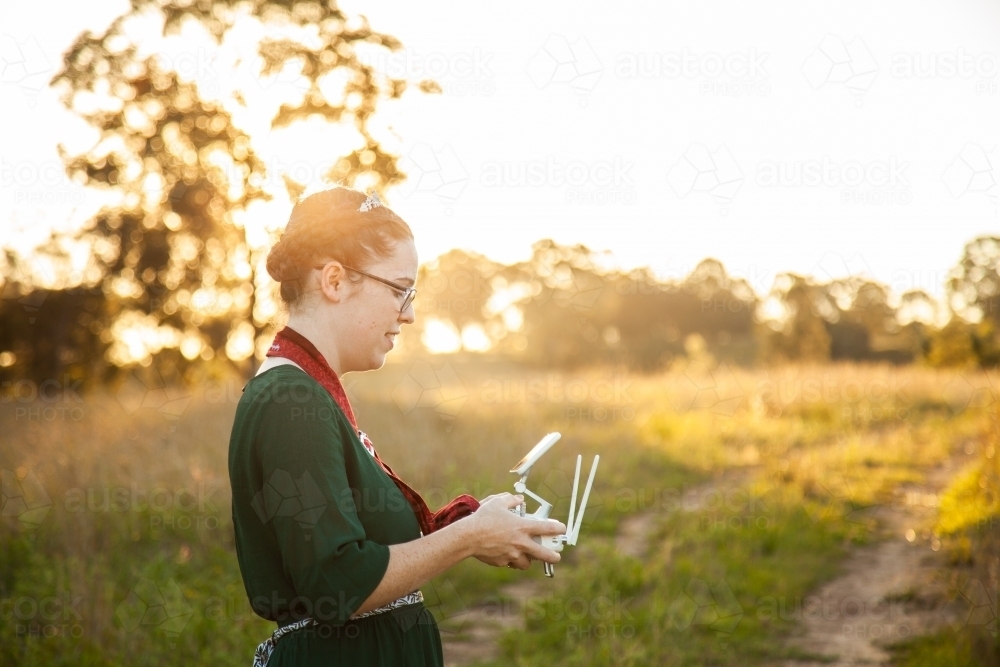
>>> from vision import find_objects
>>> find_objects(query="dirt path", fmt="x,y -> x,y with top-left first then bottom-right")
616,467 -> 756,559
441,469 -> 753,666
441,457 -> 967,666
781,458 -> 967,666
440,577 -> 540,667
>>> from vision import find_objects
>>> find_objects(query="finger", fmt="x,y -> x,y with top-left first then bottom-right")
526,519 -> 566,536
503,494 -> 525,509
524,541 -> 562,564
510,554 -> 532,570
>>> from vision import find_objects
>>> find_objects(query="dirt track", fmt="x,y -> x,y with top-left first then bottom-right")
781,460 -> 965,666
441,461 -> 965,667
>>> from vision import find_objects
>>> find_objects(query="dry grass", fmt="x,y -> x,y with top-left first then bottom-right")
1,359 -> 997,666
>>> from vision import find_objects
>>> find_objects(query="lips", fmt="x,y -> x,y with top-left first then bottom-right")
385,332 -> 399,348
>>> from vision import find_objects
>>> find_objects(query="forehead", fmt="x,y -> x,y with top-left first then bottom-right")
368,238 -> 418,276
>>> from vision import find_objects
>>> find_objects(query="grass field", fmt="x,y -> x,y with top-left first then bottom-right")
1,358 -> 997,666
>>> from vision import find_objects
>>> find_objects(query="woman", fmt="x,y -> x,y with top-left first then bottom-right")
228,187 -> 565,667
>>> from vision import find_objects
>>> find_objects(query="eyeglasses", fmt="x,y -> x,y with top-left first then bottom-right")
314,262 -> 417,315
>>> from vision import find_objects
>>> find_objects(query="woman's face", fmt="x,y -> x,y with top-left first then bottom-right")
338,238 -> 418,373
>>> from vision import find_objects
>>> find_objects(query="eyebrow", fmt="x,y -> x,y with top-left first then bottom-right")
395,277 -> 415,287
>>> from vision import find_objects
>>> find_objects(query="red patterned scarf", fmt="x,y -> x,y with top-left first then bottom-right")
265,326 -> 480,536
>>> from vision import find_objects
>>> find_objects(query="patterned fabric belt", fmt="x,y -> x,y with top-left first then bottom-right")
251,590 -> 424,667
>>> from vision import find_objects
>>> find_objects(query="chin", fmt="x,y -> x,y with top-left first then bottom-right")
345,352 -> 387,374
369,352 -> 388,371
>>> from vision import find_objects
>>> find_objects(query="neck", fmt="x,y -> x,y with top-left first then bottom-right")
284,312 -> 344,376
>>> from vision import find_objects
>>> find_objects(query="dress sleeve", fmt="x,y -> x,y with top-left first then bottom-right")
253,380 -> 390,626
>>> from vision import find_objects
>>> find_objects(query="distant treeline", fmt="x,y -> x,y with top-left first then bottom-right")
2,236 -> 998,389
405,236 -> 1000,372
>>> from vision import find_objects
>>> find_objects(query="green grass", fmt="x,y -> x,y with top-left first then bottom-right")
486,482 -> 855,666
1,360 -> 997,665
890,631 -> 980,667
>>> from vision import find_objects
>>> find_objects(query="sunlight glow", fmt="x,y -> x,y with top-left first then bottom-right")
180,331 -> 205,361
421,317 -> 461,354
106,310 -> 183,367
460,323 -> 491,352
225,321 -> 256,361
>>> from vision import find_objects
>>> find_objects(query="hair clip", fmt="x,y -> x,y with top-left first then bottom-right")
358,191 -> 383,212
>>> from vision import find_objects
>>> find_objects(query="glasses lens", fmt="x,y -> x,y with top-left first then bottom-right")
401,289 -> 416,312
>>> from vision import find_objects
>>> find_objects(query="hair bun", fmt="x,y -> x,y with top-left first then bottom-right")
266,242 -> 301,283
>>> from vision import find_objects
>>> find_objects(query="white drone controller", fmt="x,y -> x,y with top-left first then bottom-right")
508,432 -> 600,577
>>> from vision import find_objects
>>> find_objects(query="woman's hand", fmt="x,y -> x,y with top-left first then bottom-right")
466,493 -> 566,570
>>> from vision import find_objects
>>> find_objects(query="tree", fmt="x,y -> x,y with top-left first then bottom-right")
824,278 -> 914,363
760,273 -> 832,363
948,236 -> 1000,327
607,259 -> 758,369
410,249 -> 505,351
505,240 -> 611,369
947,235 -> 1000,366
4,0 -> 429,387
925,316 -> 979,368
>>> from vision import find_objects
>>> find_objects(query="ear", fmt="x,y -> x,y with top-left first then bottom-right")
316,262 -> 351,304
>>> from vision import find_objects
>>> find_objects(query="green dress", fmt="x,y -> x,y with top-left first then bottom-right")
229,365 -> 444,666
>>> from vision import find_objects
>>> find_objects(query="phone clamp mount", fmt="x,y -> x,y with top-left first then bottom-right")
508,432 -> 600,577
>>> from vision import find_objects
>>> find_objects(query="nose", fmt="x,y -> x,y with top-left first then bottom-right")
398,301 -> 416,325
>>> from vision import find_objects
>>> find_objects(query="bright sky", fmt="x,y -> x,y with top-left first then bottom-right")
2,0 -> 998,303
